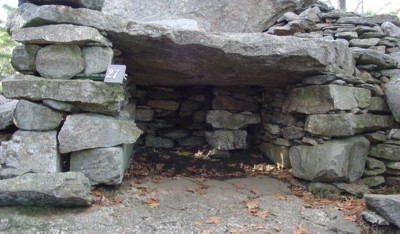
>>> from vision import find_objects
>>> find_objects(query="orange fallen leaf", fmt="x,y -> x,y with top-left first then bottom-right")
205,217 -> 221,224
148,201 -> 160,208
256,209 -> 270,218
113,195 -> 123,204
143,195 -> 160,208
91,191 -> 102,197
186,187 -> 197,193
293,224 -> 308,234
274,224 -> 282,232
245,200 -> 258,210
274,192 -> 287,200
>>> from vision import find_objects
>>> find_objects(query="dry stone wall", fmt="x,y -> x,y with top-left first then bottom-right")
0,1 -> 400,219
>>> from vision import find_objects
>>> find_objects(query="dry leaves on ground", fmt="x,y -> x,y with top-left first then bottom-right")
143,194 -> 160,208
245,199 -> 270,218
113,195 -> 123,204
293,224 -> 309,234
274,192 -> 287,200
335,197 -> 365,222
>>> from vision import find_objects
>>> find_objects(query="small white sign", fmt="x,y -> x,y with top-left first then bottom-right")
104,65 -> 127,84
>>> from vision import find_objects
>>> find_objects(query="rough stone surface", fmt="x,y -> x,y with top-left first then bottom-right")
369,143 -> 400,161
213,96 -> 259,112
368,96 -> 390,113
281,126 -> 304,140
3,74 -> 124,115
0,172 -> 92,207
12,24 -> 111,46
349,38 -> 379,48
385,176 -> 400,186
205,130 -> 248,150
82,46 -> 113,74
11,44 -> 41,74
282,85 -> 370,114
14,100 -> 63,131
71,145 -> 133,185
336,15 -> 400,26
101,0 -> 303,33
36,45 -> 84,79
388,129 -> 400,140
366,157 -> 386,170
352,48 -> 398,69
364,194 -> 400,228
58,114 -> 142,153
305,113 -> 394,137
259,143 -> 290,168
360,176 -> 385,188
147,100 -> 180,111
363,132 -> 387,143
6,3 -> 354,87
206,110 -> 260,130
0,131 -> 60,179
289,136 -> 370,182
385,77 -> 400,122
381,22 -> 400,38
0,96 -> 18,130
21,0 -> 105,10
42,99 -> 78,112
362,211 -> 391,226
145,135 -> 175,148
333,182 -> 369,198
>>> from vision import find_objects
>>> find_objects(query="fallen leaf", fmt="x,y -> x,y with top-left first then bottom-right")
274,192 -> 287,200
293,224 -> 308,234
205,217 -> 221,224
143,195 -> 160,208
113,195 -> 123,204
148,201 -> 160,208
194,221 -> 203,225
250,188 -> 258,194
245,200 -> 258,210
91,191 -> 102,197
273,224 -> 282,232
256,209 -> 270,218
186,187 -> 197,193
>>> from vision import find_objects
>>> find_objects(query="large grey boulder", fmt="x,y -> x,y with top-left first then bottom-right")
0,172 -> 92,207
352,49 -> 398,69
11,44 -> 41,74
206,110 -> 260,130
82,46 -> 113,74
19,0 -> 105,10
289,136 -> 370,182
283,85 -> 371,114
385,77 -> 400,122
364,194 -> 400,228
58,114 -> 142,153
0,131 -> 60,179
6,4 -> 354,87
36,45 -> 84,79
70,145 -> 133,185
0,96 -> 18,130
102,0 -> 304,33
14,100 -> 63,131
12,24 -> 111,47
305,114 -> 394,137
205,130 -> 248,150
2,74 -> 124,115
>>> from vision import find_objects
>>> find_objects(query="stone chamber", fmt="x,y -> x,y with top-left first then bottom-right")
0,0 -> 400,229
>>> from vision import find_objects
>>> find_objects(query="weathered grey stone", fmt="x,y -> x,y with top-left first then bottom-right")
3,74 -> 124,115
145,135 -> 174,148
281,126 -> 304,140
12,24 -> 111,46
21,0 -> 105,10
385,176 -> 400,186
301,74 -> 336,85
305,114 -> 394,137
386,169 -> 400,176
283,85 -> 370,114
277,12 -> 299,22
0,172 -> 92,207
352,48 -> 398,69
271,111 -> 298,126
308,182 -> 341,198
274,138 -> 292,147
58,114 -> 142,153
102,0 -> 303,32
386,161 -> 400,170
0,97 -> 18,130
289,136 -> 370,182
42,99 -> 79,112
364,194 -> 400,228
71,145 -> 133,185
206,110 -> 260,130
349,38 -> 380,48
14,100 -> 63,131
381,22 -> 400,38
205,130 -> 248,150
360,176 -> 385,188
36,45 -> 84,79
363,168 -> 386,177
363,132 -> 388,143
0,131 -> 60,179
368,96 -> 390,113
264,123 -> 281,135
259,143 -> 290,168
385,77 -> 400,122
335,31 -> 358,40
6,4 -> 354,87
82,46 -> 113,74
369,143 -> 400,161
336,15 -> 400,27
333,182 -> 369,198
213,96 -> 258,112
135,108 -> 154,122
388,129 -> 400,140
11,44 -> 41,74
366,157 -> 386,170
362,211 -> 391,226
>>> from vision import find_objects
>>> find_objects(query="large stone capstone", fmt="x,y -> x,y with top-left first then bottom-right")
7,3 -> 355,87
101,0 -> 304,33
289,136 -> 370,182
58,114 -> 142,153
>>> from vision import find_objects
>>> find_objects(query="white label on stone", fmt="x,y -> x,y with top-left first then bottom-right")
104,65 -> 126,84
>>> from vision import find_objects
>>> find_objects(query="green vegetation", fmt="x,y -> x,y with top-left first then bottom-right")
0,3 -> 17,78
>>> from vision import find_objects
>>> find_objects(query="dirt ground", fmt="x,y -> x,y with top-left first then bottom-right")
0,147 -> 377,233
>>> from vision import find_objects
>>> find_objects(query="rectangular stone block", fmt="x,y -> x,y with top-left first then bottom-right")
369,143 -> 400,161
2,74 -> 124,115
305,113 -> 394,137
283,85 -> 371,114
70,145 -> 134,185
